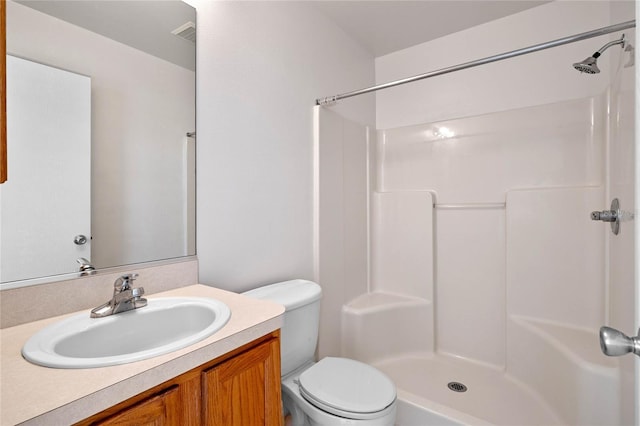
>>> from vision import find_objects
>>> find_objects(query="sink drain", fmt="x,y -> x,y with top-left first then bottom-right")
447,381 -> 467,393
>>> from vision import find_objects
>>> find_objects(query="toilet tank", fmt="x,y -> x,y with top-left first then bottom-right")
243,279 -> 322,376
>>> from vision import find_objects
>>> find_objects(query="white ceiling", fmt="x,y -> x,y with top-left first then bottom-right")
311,1 -> 550,57
17,0 -> 549,68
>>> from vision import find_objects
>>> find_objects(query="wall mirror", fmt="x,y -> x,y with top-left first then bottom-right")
1,0 -> 196,288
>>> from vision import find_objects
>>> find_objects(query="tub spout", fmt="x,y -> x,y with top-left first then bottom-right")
599,326 -> 640,357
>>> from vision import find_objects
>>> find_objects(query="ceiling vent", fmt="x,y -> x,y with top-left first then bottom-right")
171,21 -> 196,43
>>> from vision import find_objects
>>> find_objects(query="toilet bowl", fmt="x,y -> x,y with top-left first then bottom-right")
243,280 -> 397,426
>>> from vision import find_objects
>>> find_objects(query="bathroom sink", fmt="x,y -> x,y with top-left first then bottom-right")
22,297 -> 231,368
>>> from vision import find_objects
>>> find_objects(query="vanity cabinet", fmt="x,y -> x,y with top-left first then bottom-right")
75,331 -> 282,426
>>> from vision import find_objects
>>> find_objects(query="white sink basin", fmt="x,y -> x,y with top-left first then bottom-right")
22,297 -> 231,369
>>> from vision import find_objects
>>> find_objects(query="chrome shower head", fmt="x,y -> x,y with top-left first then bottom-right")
573,34 -> 625,74
573,55 -> 601,74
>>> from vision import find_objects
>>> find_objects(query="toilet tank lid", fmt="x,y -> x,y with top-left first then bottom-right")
242,279 -> 322,311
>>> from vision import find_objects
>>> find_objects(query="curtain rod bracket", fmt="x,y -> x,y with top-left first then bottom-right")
316,95 -> 338,106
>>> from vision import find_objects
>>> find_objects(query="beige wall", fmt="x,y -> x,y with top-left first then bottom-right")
192,1 -> 375,292
375,1 -> 613,129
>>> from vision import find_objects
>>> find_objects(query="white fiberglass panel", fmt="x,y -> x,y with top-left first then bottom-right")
314,106 -> 371,358
377,96 -> 605,203
371,191 -> 433,300
506,186 -> 605,329
435,206 -> 505,367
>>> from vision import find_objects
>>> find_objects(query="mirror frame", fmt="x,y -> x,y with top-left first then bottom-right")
1,0 -> 6,184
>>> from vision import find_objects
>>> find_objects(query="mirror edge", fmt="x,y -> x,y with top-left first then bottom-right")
0,255 -> 198,291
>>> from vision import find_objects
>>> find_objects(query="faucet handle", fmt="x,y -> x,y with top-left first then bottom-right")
76,257 -> 96,275
132,287 -> 147,309
114,273 -> 139,291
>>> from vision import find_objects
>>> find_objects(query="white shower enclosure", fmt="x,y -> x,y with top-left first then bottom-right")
314,2 -> 637,425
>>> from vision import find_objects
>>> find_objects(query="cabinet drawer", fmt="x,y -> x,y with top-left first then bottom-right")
94,385 -> 180,426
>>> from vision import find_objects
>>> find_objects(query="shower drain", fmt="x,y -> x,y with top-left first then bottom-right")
447,382 -> 468,393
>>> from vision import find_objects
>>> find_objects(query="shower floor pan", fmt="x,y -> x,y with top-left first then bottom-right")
373,354 -> 561,426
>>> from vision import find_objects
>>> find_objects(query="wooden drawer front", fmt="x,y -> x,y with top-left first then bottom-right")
94,385 -> 180,426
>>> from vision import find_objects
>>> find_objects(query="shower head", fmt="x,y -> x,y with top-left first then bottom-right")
573,34 -> 626,74
573,55 -> 600,74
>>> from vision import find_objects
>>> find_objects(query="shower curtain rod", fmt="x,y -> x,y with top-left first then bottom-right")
315,20 -> 636,106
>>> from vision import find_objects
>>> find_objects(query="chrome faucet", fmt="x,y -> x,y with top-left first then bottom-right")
90,273 -> 147,318
76,257 -> 96,275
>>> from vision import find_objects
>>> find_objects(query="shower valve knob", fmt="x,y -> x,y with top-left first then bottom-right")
590,199 -> 622,235
591,210 -> 618,222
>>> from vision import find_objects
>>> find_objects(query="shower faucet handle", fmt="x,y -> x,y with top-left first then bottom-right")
591,198 -> 624,235
590,209 -> 618,222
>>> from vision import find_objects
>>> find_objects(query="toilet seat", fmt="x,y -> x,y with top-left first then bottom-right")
297,357 -> 396,420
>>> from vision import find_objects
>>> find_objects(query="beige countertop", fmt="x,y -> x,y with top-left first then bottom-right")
0,284 -> 284,425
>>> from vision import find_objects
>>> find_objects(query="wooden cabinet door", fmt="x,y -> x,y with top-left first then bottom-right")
94,386 -> 181,426
203,338 -> 282,426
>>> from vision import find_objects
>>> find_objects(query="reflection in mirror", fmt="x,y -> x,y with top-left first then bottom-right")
1,0 -> 196,287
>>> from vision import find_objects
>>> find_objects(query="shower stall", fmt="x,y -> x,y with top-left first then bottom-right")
314,2 -> 637,425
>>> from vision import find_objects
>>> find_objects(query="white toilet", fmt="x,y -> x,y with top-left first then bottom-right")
243,279 -> 397,426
